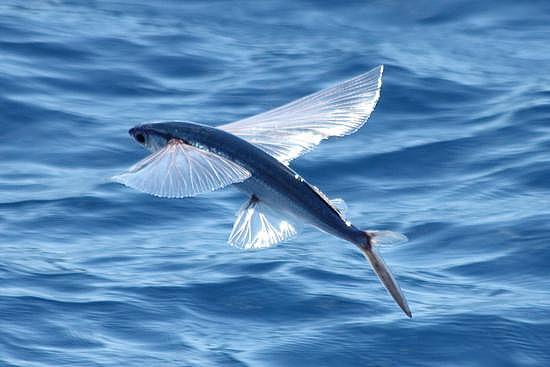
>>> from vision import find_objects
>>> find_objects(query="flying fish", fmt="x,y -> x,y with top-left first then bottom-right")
113,66 -> 412,317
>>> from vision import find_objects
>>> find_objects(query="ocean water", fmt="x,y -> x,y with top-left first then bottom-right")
1,1 -> 550,366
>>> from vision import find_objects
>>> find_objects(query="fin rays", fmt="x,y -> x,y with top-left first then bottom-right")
220,65 -> 383,163
112,139 -> 251,198
229,196 -> 298,249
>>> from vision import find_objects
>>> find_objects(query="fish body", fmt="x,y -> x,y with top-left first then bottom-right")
113,66 -> 412,317
132,121 -> 364,245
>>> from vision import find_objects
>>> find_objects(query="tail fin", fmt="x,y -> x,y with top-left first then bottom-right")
359,231 -> 412,318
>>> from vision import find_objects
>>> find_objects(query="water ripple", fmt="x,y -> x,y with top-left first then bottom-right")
1,1 -> 550,366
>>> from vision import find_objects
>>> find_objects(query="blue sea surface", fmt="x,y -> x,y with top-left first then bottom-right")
1,1 -> 550,366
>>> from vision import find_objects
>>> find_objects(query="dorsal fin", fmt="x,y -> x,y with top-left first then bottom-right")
330,198 -> 349,218
309,184 -> 349,222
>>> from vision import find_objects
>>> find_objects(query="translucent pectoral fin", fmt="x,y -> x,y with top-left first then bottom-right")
112,139 -> 251,198
229,196 -> 299,249
220,65 -> 383,163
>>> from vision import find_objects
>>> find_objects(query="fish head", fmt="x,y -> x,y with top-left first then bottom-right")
129,121 -> 209,152
129,125 -> 172,152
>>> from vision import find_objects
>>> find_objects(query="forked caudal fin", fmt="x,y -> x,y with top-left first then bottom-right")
359,231 -> 412,318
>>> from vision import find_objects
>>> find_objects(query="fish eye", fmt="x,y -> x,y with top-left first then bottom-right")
135,133 -> 145,144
